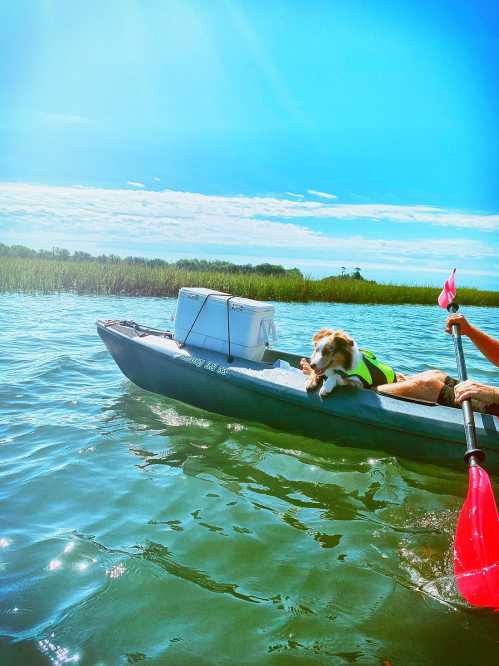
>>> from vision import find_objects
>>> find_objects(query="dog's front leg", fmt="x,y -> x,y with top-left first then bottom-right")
319,374 -> 338,397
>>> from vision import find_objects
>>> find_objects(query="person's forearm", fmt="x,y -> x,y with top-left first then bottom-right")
467,325 -> 499,367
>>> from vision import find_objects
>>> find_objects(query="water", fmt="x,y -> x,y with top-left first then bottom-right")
1,293 -> 499,665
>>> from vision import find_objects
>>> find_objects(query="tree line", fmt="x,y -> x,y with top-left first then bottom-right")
0,243 -> 304,278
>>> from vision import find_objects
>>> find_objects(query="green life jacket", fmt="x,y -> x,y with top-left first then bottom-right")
337,349 -> 396,388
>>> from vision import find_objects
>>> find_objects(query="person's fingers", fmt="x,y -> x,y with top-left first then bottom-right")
454,384 -> 477,401
445,314 -> 460,333
455,389 -> 477,403
455,380 -> 474,394
446,314 -> 461,325
455,381 -> 492,404
455,381 -> 473,397
459,380 -> 481,390
446,313 -> 472,336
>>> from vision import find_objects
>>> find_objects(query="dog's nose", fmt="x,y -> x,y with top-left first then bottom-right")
310,362 -> 317,370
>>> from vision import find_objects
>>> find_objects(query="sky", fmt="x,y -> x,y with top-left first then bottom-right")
0,0 -> 498,287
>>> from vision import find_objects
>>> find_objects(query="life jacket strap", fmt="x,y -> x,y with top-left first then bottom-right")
363,355 -> 389,387
335,368 -> 370,387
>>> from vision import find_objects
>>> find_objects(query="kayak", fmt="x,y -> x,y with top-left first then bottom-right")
97,319 -> 499,470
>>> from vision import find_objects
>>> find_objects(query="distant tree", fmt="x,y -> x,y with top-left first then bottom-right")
254,263 -> 286,276
9,244 -> 36,258
176,259 -> 200,271
148,258 -> 168,267
73,251 -> 93,261
37,249 -> 55,259
285,268 -> 304,278
125,256 -> 147,265
52,247 -> 70,260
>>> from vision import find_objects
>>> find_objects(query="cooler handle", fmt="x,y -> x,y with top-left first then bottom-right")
259,319 -> 278,346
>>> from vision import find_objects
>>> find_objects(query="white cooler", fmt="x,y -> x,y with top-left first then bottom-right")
173,287 -> 275,361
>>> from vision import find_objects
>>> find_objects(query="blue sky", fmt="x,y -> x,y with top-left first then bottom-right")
1,0 -> 498,287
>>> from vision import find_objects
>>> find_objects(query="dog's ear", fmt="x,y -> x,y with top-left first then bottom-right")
334,330 -> 354,347
313,328 -> 335,344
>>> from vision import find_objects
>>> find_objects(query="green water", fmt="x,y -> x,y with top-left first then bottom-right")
1,294 -> 499,665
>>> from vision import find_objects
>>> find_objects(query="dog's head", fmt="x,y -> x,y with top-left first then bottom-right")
309,329 -> 355,375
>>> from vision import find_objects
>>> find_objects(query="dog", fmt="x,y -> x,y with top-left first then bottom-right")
302,328 -> 363,397
301,328 -> 399,397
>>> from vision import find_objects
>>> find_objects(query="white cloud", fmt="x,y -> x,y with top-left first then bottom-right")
56,185 -> 499,231
308,189 -> 338,200
285,192 -> 304,199
314,204 -> 499,231
153,177 -> 161,182
0,183 -> 497,274
127,181 -> 145,188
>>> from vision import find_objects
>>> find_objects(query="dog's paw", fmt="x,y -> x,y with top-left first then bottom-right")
319,386 -> 332,398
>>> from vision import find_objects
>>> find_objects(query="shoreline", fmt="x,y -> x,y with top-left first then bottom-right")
2,291 -> 499,309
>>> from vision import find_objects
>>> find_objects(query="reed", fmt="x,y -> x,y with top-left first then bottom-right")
1,256 -> 498,306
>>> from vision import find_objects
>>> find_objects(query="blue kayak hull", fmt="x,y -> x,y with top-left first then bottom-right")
97,320 -> 499,470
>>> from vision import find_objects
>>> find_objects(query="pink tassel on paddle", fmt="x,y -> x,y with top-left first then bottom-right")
438,268 -> 456,309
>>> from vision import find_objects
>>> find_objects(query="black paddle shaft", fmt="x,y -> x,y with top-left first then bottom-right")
447,302 -> 485,466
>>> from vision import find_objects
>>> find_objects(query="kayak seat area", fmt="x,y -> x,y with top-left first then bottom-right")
262,348 -> 304,369
232,361 -> 308,392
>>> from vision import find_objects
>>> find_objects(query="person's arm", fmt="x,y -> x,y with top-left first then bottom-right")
446,314 -> 499,367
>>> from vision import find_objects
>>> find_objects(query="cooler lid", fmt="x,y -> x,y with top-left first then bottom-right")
228,296 -> 274,313
178,287 -> 274,313
179,287 -> 229,298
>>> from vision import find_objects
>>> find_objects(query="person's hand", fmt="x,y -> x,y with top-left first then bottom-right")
300,358 -> 312,375
446,313 -> 472,336
454,379 -> 499,405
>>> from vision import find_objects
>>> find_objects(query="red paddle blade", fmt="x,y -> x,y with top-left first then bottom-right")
454,465 -> 499,610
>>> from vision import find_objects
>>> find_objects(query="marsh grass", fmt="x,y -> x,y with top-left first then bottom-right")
1,256 -> 498,306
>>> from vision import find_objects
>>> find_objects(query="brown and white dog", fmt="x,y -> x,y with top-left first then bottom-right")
301,328 -> 363,397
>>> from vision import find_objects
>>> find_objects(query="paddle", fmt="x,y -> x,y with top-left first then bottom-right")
438,270 -> 499,609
